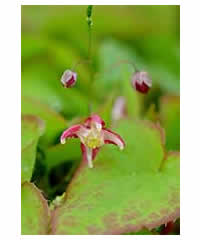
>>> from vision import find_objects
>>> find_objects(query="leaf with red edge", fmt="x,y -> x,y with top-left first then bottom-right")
50,120 -> 180,235
21,182 -> 49,234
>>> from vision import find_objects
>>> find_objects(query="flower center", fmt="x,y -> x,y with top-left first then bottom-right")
83,125 -> 104,149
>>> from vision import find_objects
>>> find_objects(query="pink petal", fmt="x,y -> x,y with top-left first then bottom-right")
65,75 -> 76,88
103,128 -> 125,150
84,114 -> 105,128
131,71 -> 152,94
81,143 -> 100,168
80,143 -> 87,163
61,70 -> 77,88
135,81 -> 150,94
60,125 -> 82,144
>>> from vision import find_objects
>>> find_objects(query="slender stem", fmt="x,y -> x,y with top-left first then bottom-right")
88,26 -> 92,61
87,5 -> 93,61
71,59 -> 91,72
72,6 -> 93,72
116,59 -> 139,72
86,5 -> 94,114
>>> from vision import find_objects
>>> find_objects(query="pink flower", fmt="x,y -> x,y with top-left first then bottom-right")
60,115 -> 125,168
61,70 -> 77,88
131,71 -> 152,94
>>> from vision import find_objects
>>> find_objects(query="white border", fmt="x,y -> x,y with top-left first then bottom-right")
181,1 -> 200,240
2,1 -> 193,240
20,0 -> 182,5
1,1 -> 21,240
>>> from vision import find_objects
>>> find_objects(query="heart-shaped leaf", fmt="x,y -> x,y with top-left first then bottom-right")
160,96 -> 180,151
21,115 -> 45,183
21,182 -> 49,234
50,120 -> 179,234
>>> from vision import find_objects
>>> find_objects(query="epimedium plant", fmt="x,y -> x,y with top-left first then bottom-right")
21,5 -> 180,235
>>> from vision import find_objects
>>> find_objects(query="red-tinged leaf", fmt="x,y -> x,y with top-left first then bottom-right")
21,182 -> 49,234
50,120 -> 180,234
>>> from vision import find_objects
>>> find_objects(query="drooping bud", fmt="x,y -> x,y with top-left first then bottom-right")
60,70 -> 77,88
131,71 -> 152,94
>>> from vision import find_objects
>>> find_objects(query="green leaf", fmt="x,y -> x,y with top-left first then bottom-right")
22,96 -> 67,146
21,115 -> 45,183
21,182 -> 49,235
160,96 -> 180,150
50,120 -> 180,234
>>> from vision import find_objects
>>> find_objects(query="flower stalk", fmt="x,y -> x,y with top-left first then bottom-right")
86,5 -> 93,61
86,5 -> 94,114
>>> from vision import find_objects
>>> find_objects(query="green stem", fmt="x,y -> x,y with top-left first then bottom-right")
72,5 -> 93,71
88,26 -> 92,61
87,5 -> 93,61
71,59 -> 91,72
86,5 -> 94,115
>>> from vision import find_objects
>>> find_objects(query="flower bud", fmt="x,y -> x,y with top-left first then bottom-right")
61,70 -> 77,88
131,71 -> 152,94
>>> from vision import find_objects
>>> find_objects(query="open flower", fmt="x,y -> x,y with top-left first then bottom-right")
60,114 -> 125,168
61,69 -> 77,88
131,71 -> 152,94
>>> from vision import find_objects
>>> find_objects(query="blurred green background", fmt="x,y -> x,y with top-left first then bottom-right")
21,4 -> 180,206
21,5 -> 180,123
